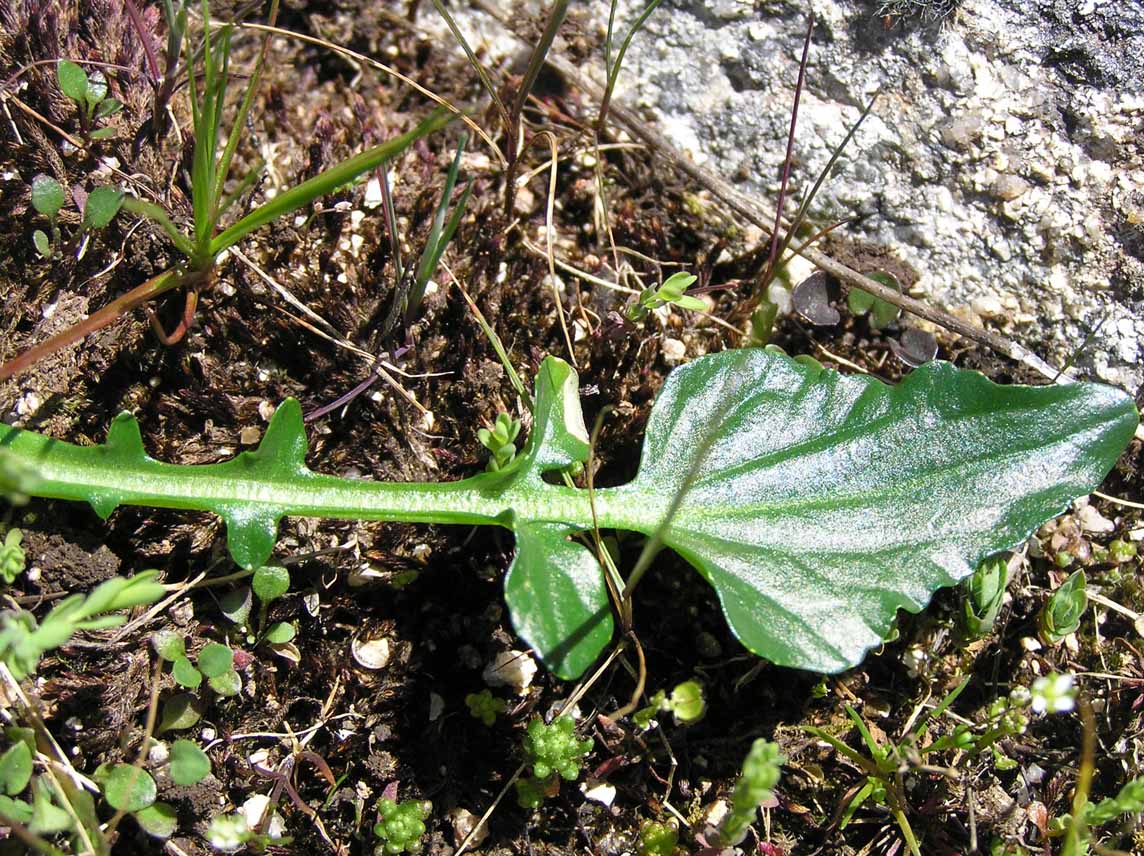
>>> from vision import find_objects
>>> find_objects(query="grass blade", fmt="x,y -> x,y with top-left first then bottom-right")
210,109 -> 455,255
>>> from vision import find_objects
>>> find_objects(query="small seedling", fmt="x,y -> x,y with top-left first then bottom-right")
961,554 -> 1009,638
373,797 -> 431,855
522,715 -> 593,782
1039,569 -> 1087,644
637,818 -> 680,856
169,739 -> 211,786
252,564 -> 290,641
514,775 -> 550,809
0,572 -> 164,680
633,679 -> 706,728
153,634 -> 242,697
847,271 -> 903,330
1108,539 -> 1137,563
465,689 -> 507,726
625,272 -> 705,322
478,412 -> 522,472
57,59 -> 122,140
30,174 -> 64,257
0,529 -> 25,584
717,739 -> 784,846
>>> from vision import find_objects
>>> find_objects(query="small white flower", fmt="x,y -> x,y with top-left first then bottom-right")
206,813 -> 249,852
1030,672 -> 1076,714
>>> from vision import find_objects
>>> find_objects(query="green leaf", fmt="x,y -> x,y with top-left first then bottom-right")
82,186 -> 123,230
32,229 -> 51,257
30,174 -> 64,218
264,621 -> 295,644
157,693 -> 202,733
95,97 -> 122,119
0,741 -> 32,796
28,778 -> 71,835
0,350 -> 1136,680
505,522 -> 612,680
151,630 -> 186,661
56,60 -> 88,103
219,586 -> 253,625
252,565 -> 289,603
0,794 -> 33,825
88,126 -> 117,140
196,643 -> 233,678
135,801 -> 178,838
610,349 -> 1139,672
172,655 -> 202,688
208,668 -> 241,697
169,740 -> 210,786
101,764 -> 157,812
84,69 -> 108,106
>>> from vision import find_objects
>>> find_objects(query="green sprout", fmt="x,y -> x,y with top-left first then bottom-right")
626,272 -> 705,322
56,59 -> 122,140
0,572 -> 164,680
28,176 -> 123,259
961,554 -> 1009,638
1108,539 -> 1137,563
514,776 -> 547,810
373,797 -> 431,855
1039,569 -> 1087,645
0,529 -> 26,585
633,679 -> 707,728
522,715 -> 593,782
847,271 -> 903,330
169,739 -> 211,786
718,739 -> 784,846
478,412 -> 522,472
153,634 -> 242,697
465,689 -> 507,726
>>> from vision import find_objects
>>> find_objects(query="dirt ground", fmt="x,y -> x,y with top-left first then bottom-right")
1,1 -> 1142,855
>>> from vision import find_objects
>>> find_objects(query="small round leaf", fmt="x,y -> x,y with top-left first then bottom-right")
208,669 -> 242,697
102,764 -> 157,813
151,630 -> 186,662
218,586 -> 252,626
134,802 -> 178,838
82,186 -> 123,230
30,175 -> 64,218
157,693 -> 202,733
169,740 -> 210,786
196,643 -> 233,678
172,656 -> 202,689
252,565 -> 290,603
264,621 -> 296,644
0,741 -> 33,796
32,230 -> 51,257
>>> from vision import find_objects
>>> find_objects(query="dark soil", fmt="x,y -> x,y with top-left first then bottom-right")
1,2 -> 1141,856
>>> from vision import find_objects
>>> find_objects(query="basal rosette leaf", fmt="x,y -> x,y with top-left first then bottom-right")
614,349 -> 1138,673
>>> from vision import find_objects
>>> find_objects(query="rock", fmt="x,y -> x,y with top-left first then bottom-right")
598,0 -> 1144,389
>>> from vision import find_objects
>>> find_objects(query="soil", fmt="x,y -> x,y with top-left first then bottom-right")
1,2 -> 1142,856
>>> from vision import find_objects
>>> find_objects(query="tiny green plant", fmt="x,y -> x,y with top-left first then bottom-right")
373,797 -> 432,855
30,174 -> 64,258
1107,538 -> 1137,564
847,271 -> 903,330
637,818 -> 680,856
961,553 -> 1009,639
0,349 -> 1137,681
465,689 -> 507,726
633,679 -> 706,728
717,738 -> 784,846
152,633 -> 242,697
0,529 -> 25,584
252,564 -> 290,639
1039,569 -> 1087,645
522,715 -> 593,782
0,572 -> 165,680
56,59 -> 122,140
478,412 -> 522,472
28,176 -> 123,259
625,272 -> 705,322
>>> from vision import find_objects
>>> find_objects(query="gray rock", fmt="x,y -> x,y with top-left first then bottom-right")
600,0 -> 1144,388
